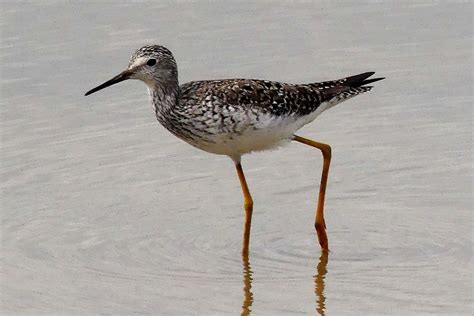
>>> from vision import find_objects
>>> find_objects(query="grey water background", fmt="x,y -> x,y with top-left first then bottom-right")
1,1 -> 472,315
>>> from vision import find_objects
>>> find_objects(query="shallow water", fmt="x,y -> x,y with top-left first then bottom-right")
1,2 -> 472,315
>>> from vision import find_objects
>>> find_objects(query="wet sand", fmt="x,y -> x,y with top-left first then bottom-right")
1,2 -> 472,315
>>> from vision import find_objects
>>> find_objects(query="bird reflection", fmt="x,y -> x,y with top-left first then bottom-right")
241,254 -> 253,315
239,252 -> 327,315
314,252 -> 329,315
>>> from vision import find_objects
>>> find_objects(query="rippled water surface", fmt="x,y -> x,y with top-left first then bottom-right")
2,2 -> 472,315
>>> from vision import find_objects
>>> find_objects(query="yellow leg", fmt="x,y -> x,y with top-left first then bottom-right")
235,162 -> 254,256
293,135 -> 331,252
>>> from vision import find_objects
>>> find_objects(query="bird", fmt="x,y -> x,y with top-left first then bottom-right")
85,44 -> 384,256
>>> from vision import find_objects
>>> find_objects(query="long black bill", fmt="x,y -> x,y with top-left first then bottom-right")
84,69 -> 133,96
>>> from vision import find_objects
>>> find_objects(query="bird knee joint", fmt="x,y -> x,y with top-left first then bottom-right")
315,222 -> 325,231
323,146 -> 332,159
244,199 -> 253,210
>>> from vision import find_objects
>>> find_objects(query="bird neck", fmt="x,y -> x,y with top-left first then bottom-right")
147,80 -> 195,143
147,79 -> 180,118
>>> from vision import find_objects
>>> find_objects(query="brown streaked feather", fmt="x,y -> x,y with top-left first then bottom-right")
178,72 -> 384,118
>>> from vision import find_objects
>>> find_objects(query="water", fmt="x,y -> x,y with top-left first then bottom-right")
1,2 -> 472,315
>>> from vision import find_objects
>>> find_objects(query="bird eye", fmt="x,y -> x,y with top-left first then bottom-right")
147,59 -> 156,66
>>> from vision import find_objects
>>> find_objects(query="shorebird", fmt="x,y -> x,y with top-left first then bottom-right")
85,45 -> 384,256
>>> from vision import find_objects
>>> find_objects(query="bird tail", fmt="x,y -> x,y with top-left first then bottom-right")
315,72 -> 384,108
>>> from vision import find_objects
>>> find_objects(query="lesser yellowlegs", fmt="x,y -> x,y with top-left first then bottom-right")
85,45 -> 384,256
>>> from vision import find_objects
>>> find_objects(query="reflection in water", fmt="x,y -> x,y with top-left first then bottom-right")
241,255 -> 254,315
314,252 -> 329,315
240,253 -> 327,315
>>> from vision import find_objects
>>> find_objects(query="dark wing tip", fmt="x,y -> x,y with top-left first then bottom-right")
361,77 -> 385,86
345,72 -> 385,87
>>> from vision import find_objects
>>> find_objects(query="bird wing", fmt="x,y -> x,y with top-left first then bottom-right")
179,72 -> 384,116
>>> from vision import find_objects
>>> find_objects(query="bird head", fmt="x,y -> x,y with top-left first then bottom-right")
85,45 -> 178,96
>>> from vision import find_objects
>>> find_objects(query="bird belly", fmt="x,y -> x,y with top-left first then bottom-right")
187,109 -> 325,159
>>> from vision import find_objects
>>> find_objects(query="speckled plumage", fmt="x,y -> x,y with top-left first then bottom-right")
162,78 -> 374,158
88,45 -> 384,161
